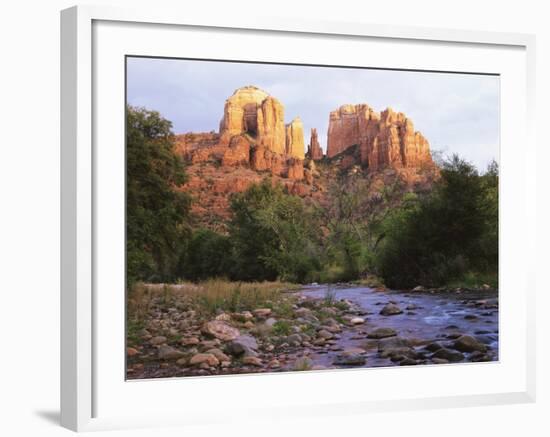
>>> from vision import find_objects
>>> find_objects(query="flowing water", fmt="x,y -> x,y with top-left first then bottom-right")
299,284 -> 499,368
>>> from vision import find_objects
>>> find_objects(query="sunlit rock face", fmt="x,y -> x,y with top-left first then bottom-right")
285,117 -> 305,160
219,86 -> 286,155
176,88 -> 437,230
327,104 -> 433,171
216,86 -> 305,178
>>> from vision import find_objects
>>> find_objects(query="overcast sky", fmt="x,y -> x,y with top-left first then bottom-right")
127,57 -> 499,171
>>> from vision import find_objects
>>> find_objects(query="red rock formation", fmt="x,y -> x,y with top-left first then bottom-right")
219,86 -> 286,154
327,105 -> 433,171
286,158 -> 304,181
221,135 -> 251,167
250,146 -> 285,176
307,128 -> 323,160
285,117 -> 305,159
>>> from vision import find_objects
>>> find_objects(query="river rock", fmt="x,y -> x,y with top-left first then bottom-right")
189,353 -> 220,367
380,303 -> 403,316
424,342 -> 443,352
200,339 -> 221,350
293,356 -> 313,371
253,308 -> 272,319
231,311 -> 254,322
226,334 -> 259,357
453,335 -> 488,353
431,348 -> 465,362
333,349 -> 367,366
350,317 -> 365,325
381,346 -> 417,360
202,321 -> 240,341
176,357 -> 188,366
367,327 -> 397,339
180,337 -> 200,346
295,307 -> 313,317
205,348 -> 230,362
158,345 -> 185,360
264,317 -> 278,327
317,329 -> 333,339
242,356 -> 263,367
126,347 -> 139,357
378,337 -> 411,351
150,335 -> 167,346
215,313 -> 231,322
470,351 -> 492,362
431,357 -> 449,364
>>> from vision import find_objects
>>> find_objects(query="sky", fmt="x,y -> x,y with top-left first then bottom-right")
126,57 -> 500,171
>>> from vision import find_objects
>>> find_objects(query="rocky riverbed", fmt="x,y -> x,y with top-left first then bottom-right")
126,284 -> 498,379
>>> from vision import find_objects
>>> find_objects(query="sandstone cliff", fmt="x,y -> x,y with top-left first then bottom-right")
327,104 -> 433,171
176,88 -> 436,230
219,86 -> 286,155
285,117 -> 305,159
307,128 -> 323,160
181,85 -> 305,181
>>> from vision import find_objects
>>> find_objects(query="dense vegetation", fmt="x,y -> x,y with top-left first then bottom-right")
126,106 -> 191,284
375,156 -> 498,288
127,107 -> 498,289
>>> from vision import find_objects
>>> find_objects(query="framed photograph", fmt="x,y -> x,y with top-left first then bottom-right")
61,5 -> 536,431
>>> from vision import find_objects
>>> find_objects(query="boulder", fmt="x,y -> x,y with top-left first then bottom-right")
285,333 -> 303,345
149,335 -> 167,346
126,347 -> 139,357
201,321 -> 240,341
424,342 -> 443,352
189,353 -> 220,367
252,308 -> 272,319
180,337 -> 200,346
157,345 -> 185,361
205,348 -> 230,362
226,334 -> 259,357
367,327 -> 397,339
378,337 -> 411,351
380,346 -> 417,360
333,348 -> 367,366
293,356 -> 313,371
380,303 -> 403,316
242,356 -> 263,367
431,348 -> 465,363
317,329 -> 333,340
453,335 -> 488,353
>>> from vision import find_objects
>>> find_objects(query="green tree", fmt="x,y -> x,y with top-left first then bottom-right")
376,155 -> 498,288
229,179 -> 321,282
179,229 -> 232,281
126,105 -> 191,284
321,173 -> 406,281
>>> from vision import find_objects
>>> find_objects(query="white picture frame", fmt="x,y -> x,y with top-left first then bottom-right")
60,5 -> 536,432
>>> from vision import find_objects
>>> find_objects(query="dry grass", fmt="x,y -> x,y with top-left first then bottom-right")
127,279 -> 300,321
